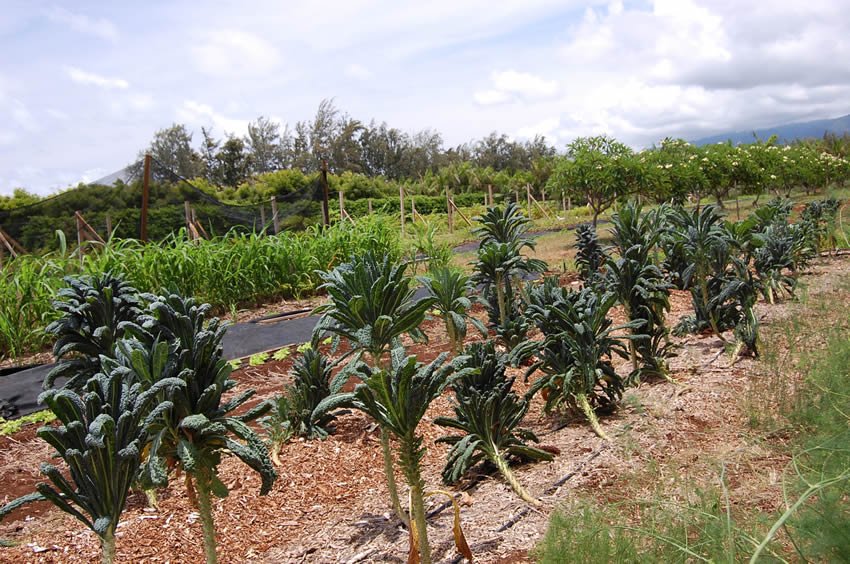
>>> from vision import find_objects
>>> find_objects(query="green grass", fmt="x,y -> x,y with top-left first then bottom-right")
535,262 -> 850,563
0,216 -> 400,362
0,409 -> 56,436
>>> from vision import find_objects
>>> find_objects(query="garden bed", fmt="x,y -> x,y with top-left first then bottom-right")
0,256 -> 846,563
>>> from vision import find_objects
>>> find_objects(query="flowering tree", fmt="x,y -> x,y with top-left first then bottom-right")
547,135 -> 639,226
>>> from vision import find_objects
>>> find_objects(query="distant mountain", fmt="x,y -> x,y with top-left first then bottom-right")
693,113 -> 850,146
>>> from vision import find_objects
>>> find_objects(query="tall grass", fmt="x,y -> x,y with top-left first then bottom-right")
0,217 -> 400,361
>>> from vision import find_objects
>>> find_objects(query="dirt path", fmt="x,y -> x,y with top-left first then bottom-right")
1,256 -> 847,563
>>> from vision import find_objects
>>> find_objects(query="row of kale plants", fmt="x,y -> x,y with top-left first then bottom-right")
0,196 -> 840,563
259,197 -> 841,561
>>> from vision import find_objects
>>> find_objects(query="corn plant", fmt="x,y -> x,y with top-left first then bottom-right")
137,294 -> 275,564
260,347 -> 351,464
436,342 -> 552,505
313,251 -> 433,525
44,273 -> 142,391
409,221 -> 453,274
419,267 -> 487,354
349,349 -> 458,564
0,218 -> 401,363
519,283 -> 640,440
574,222 -> 607,288
0,365 -> 181,564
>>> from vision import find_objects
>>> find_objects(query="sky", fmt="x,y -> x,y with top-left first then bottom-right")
1,0 -> 849,195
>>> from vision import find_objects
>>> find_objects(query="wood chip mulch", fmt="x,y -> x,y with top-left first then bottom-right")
1,257 -> 847,563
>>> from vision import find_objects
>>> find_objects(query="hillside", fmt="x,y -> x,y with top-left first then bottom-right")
694,113 -> 850,145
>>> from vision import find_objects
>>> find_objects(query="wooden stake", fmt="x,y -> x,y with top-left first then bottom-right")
562,192 -> 567,212
446,188 -> 454,233
105,213 -> 112,241
488,184 -> 494,207
411,198 -> 418,223
399,185 -> 406,236
184,201 -> 193,240
368,198 -> 373,214
541,188 -> 546,203
526,184 -> 532,217
0,227 -> 25,255
320,160 -> 330,228
339,190 -> 345,221
140,153 -> 151,242
76,210 -> 84,265
74,211 -> 105,244
528,190 -> 553,220
0,231 -> 14,265
271,197 -> 280,234
449,197 -> 473,227
193,212 -> 209,239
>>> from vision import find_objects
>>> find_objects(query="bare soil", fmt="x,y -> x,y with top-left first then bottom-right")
1,256 -> 847,563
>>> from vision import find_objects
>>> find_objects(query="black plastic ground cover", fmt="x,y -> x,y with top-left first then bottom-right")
0,286 -> 436,419
0,222 -> 564,421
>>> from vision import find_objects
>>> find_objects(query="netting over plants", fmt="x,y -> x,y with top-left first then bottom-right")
0,157 -> 325,252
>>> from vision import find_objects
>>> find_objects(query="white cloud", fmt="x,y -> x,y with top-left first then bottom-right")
474,89 -> 511,106
44,6 -> 118,41
10,99 -> 37,131
474,69 -> 558,106
516,117 -> 561,142
492,70 -> 558,98
64,66 -> 129,89
46,108 -> 70,121
127,94 -> 155,111
177,100 -> 249,136
344,63 -> 373,80
191,30 -> 279,77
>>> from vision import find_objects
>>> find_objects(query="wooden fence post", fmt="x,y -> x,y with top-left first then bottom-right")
184,201 -> 194,240
527,191 -> 553,220
271,197 -> 280,234
320,160 -> 330,228
140,153 -> 151,242
191,207 -> 208,239
399,185 -> 406,236
488,184 -> 494,207
75,211 -> 105,244
0,227 -> 25,257
339,190 -> 345,221
446,188 -> 454,233
526,184 -> 532,217
449,197 -> 474,227
75,210 -> 84,265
